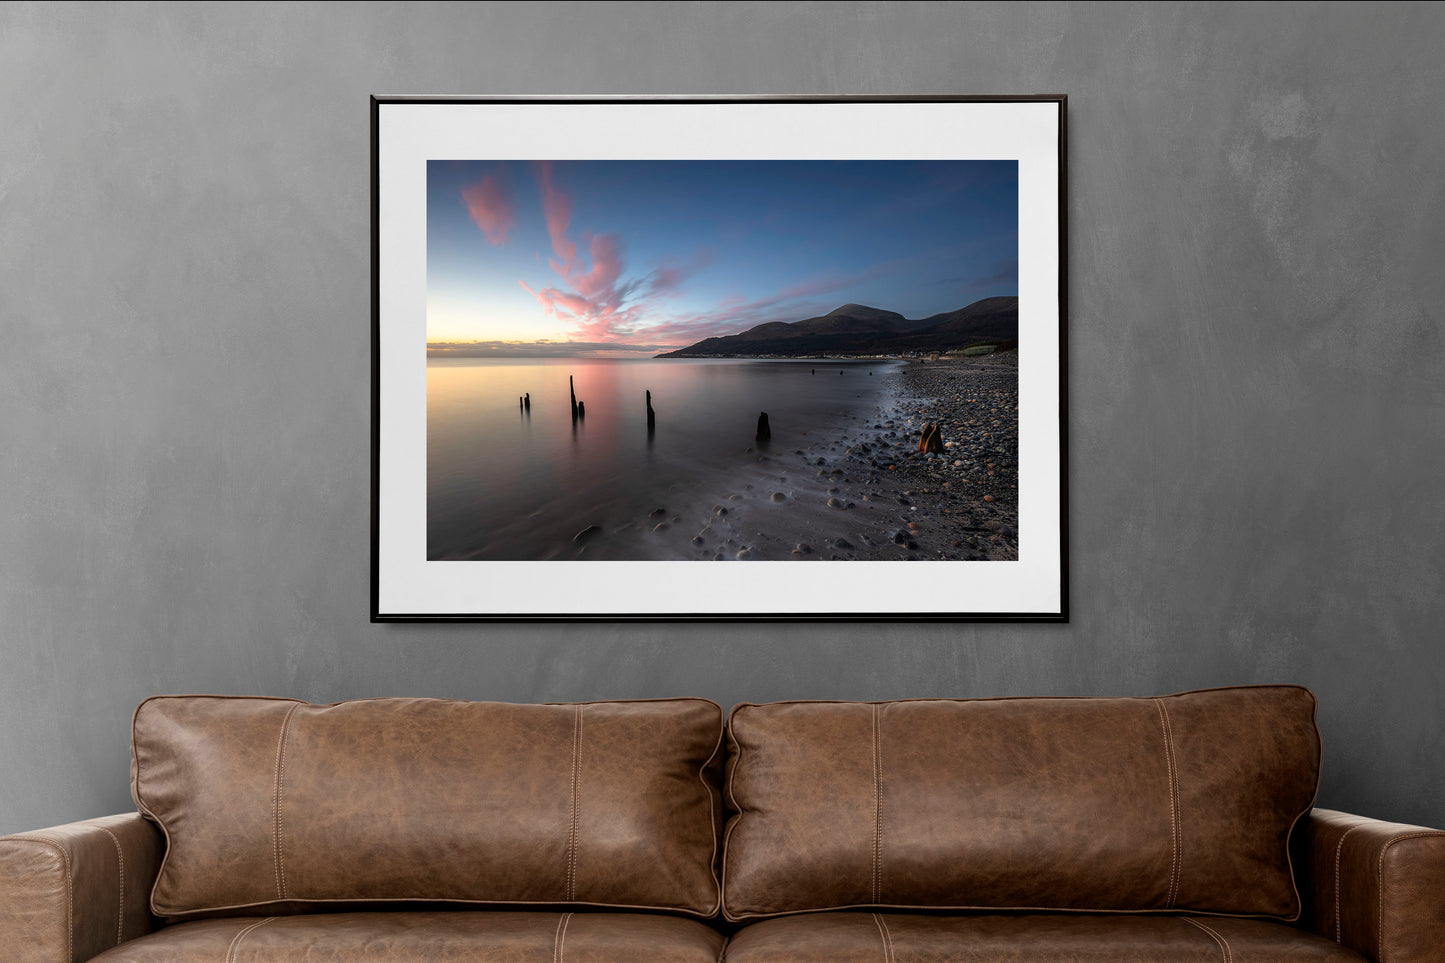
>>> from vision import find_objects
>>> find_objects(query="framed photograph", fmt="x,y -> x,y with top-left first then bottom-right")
373,96 -> 1066,621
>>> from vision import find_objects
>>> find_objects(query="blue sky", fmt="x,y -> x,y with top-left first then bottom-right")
427,159 -> 1017,355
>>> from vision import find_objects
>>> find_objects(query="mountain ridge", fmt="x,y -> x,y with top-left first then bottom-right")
656,296 -> 1018,357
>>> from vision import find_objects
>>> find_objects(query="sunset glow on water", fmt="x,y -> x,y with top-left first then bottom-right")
427,357 -> 898,560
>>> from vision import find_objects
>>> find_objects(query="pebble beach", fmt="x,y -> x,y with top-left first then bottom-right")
622,353 -> 1020,562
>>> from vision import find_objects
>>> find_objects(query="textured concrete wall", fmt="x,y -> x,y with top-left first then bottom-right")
2,2 -> 1442,834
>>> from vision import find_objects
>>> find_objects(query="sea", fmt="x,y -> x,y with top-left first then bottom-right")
427,356 -> 901,560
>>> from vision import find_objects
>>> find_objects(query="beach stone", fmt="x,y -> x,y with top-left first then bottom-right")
833,537 -> 854,549
771,492 -> 787,502
715,507 -> 728,516
649,507 -> 667,518
572,525 -> 602,544
984,495 -> 996,503
827,497 -> 843,509
652,521 -> 669,532
793,543 -> 812,555
729,493 -> 744,500
736,548 -> 753,560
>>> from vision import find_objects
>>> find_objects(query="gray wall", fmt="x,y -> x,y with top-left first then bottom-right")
2,1 -> 1442,835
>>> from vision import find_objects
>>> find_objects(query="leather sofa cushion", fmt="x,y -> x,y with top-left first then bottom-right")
723,686 -> 1319,921
131,697 -> 723,918
723,911 -> 1366,961
88,910 -> 727,962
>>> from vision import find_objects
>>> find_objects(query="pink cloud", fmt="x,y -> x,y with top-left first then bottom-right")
520,164 -> 719,345
570,234 -> 625,299
517,162 -> 899,348
534,161 -> 577,269
460,171 -> 516,245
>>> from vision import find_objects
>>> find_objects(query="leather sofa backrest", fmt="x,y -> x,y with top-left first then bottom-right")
131,696 -> 724,918
722,685 -> 1320,922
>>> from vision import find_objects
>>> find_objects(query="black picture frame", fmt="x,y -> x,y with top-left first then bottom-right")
372,95 -> 1067,622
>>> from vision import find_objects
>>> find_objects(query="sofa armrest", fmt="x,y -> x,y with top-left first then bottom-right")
1296,808 -> 1445,963
0,813 -> 163,963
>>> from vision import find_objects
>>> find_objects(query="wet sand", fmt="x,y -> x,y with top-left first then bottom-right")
584,354 -> 1019,561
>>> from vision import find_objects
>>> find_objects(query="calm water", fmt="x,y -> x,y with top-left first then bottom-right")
427,357 -> 898,560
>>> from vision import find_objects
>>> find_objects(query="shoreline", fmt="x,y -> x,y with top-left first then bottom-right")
634,354 -> 1020,561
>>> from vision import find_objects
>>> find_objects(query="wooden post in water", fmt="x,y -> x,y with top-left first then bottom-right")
523,392 -> 530,411
646,390 -> 656,433
755,412 -> 771,441
577,400 -> 586,419
570,375 -> 578,421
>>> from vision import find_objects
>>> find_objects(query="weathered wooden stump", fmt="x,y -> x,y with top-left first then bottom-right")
918,422 -> 944,453
756,411 -> 771,441
646,390 -> 656,432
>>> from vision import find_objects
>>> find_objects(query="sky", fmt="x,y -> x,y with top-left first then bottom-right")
427,159 -> 1017,356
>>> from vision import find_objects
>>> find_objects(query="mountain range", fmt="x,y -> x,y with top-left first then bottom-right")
656,296 -> 1018,357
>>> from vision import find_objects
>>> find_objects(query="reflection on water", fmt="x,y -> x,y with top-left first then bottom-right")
427,357 -> 892,560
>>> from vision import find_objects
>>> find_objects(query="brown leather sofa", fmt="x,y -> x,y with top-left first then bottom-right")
2,686 -> 1441,962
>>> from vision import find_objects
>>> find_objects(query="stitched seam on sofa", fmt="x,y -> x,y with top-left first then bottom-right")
721,900 -> 1306,924
1377,831 -> 1445,963
1183,917 -> 1232,963
1156,702 -> 1179,902
272,703 -> 301,900
699,702 -> 725,917
11,835 -> 73,963
97,824 -> 125,946
567,705 -> 582,902
1280,693 -> 1324,925
1333,823 -> 1363,943
554,911 -> 573,963
719,709 -> 746,920
1154,698 -> 1182,908
871,912 -> 897,963
872,702 -> 882,905
225,916 -> 276,963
